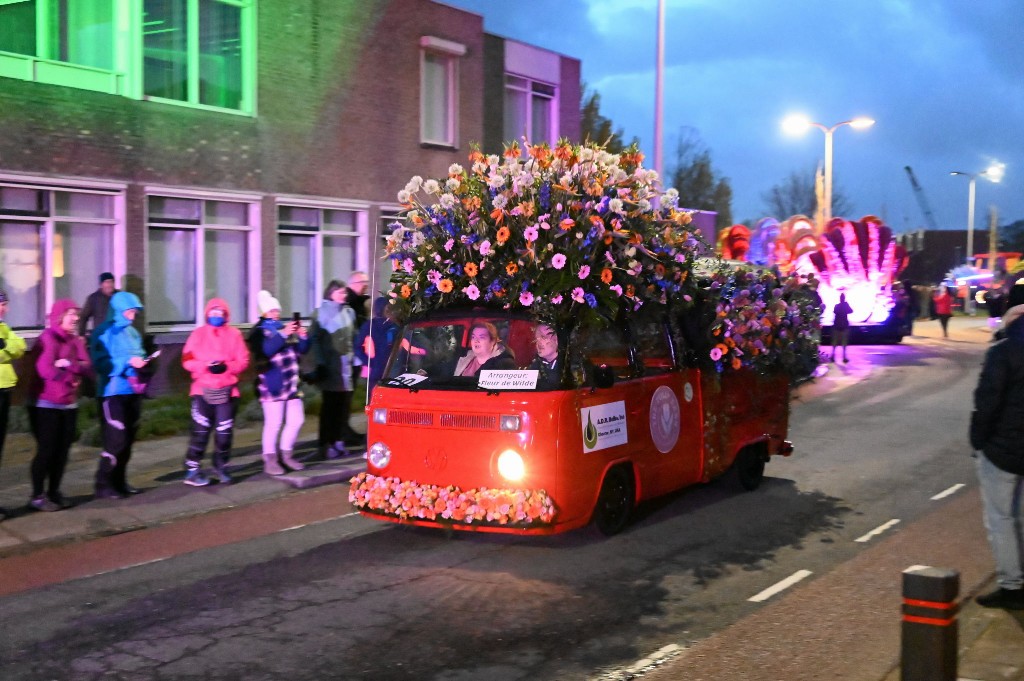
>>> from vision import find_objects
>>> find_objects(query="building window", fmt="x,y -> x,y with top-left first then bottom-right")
504,75 -> 556,146
143,0 -> 248,111
419,36 -> 465,147
277,204 -> 364,316
0,0 -> 253,111
0,182 -> 121,329
146,193 -> 256,326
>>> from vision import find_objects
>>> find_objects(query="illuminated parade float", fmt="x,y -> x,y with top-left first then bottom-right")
348,141 -> 819,535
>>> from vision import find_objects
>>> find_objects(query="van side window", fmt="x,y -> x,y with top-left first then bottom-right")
630,305 -> 674,374
570,322 -> 634,385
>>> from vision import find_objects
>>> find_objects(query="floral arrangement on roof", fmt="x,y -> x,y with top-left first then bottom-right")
349,472 -> 557,526
384,139 -> 702,327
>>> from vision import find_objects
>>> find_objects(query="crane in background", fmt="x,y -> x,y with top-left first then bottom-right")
904,166 -> 939,230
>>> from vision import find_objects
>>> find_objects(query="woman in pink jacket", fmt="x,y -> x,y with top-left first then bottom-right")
180,298 -> 250,486
30,299 -> 93,511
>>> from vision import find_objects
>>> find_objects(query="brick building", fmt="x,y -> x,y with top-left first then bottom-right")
0,0 -> 580,391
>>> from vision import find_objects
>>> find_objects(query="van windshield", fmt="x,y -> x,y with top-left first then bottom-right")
382,313 -> 566,391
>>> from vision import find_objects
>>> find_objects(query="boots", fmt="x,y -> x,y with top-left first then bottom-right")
94,454 -> 124,499
280,450 -> 305,471
262,452 -> 285,476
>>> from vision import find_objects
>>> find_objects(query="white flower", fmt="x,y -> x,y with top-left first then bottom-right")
579,148 -> 595,162
486,154 -> 500,167
397,189 -> 412,204
423,179 -> 440,194
407,175 -> 423,191
439,193 -> 456,209
608,198 -> 624,214
448,163 -> 464,176
492,194 -> 508,210
613,168 -> 628,183
472,160 -> 488,175
445,177 -> 460,191
638,198 -> 651,213
487,174 -> 505,190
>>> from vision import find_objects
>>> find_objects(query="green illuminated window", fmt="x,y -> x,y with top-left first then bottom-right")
143,0 -> 247,110
0,0 -> 114,68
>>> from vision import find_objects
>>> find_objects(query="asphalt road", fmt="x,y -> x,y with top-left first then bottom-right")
0,332 -> 987,681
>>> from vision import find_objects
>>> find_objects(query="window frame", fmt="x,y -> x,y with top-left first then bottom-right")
275,197 -> 370,317
0,173 -> 126,333
144,186 -> 261,330
503,72 -> 558,147
419,35 -> 465,148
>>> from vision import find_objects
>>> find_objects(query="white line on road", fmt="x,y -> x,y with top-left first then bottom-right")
278,511 -> 361,533
748,570 -> 813,602
855,519 -> 900,543
931,484 -> 966,501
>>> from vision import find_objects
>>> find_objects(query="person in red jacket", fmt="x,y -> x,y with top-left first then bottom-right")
29,299 -> 93,511
933,286 -> 954,338
180,298 -> 250,486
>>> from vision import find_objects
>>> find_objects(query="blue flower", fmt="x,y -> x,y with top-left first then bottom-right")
584,293 -> 597,308
539,182 -> 551,211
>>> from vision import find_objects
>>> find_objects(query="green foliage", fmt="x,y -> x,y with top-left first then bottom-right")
667,127 -> 733,229
580,86 -> 638,154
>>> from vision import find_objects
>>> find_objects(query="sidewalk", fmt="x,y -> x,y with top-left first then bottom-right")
0,315 -> 1020,680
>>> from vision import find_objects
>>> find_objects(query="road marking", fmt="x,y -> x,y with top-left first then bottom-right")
278,511 -> 361,533
931,484 -> 965,501
855,519 -> 900,543
748,570 -> 813,602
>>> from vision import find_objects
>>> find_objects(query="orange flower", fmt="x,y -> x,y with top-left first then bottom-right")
438,279 -> 453,293
464,262 -> 478,277
625,284 -> 636,297
503,141 -> 521,158
506,262 -> 519,275
600,268 -> 613,284
559,217 -> 574,231
462,195 -> 481,212
496,226 -> 511,244
731,357 -> 742,370
654,263 -> 666,277
490,207 -> 505,224
468,149 -> 485,164
400,284 -> 412,299
589,215 -> 605,228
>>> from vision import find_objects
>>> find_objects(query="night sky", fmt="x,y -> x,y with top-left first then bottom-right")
442,0 -> 1023,231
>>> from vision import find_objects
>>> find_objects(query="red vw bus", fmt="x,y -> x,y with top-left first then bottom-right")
350,303 -> 792,535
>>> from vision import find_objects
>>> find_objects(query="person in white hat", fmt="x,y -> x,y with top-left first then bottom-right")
247,291 -> 310,475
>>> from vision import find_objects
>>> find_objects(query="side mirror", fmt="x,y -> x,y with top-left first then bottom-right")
594,364 -> 615,389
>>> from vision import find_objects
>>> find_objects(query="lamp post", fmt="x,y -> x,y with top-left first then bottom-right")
654,0 -> 665,181
782,115 -> 875,231
950,163 -> 1005,315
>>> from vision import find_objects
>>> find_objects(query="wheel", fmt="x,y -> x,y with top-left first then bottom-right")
593,466 -> 634,536
734,445 -> 766,491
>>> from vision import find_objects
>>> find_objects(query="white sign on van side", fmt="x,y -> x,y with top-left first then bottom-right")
581,401 -> 628,453
478,370 -> 539,390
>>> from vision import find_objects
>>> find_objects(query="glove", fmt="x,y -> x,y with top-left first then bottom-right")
0,338 -> 6,350
208,362 -> 228,375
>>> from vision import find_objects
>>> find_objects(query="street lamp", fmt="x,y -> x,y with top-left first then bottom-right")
950,163 -> 1005,269
782,114 -> 875,231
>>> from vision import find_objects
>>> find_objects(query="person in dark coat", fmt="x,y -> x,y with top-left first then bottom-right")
78,272 -> 117,337
354,297 -> 398,400
830,292 -> 854,363
970,282 -> 1024,609
309,280 -> 362,457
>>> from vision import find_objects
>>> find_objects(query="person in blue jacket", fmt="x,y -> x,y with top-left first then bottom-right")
354,296 -> 398,401
89,291 -> 154,499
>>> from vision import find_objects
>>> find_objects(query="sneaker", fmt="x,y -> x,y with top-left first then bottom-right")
184,469 -> 211,487
213,467 -> 233,485
29,495 -> 61,512
976,587 -> 1024,609
48,493 -> 73,509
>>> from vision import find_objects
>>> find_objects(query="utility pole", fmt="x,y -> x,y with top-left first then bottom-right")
988,206 -> 999,274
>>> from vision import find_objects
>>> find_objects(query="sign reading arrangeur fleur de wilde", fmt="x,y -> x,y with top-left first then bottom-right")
382,139 -> 821,379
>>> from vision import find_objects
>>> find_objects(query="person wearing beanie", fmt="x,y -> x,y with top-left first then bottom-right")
28,300 -> 93,511
310,279 -> 362,459
78,272 -> 118,337
970,277 -> 1024,609
0,289 -> 27,520
88,291 -> 152,499
180,298 -> 250,487
248,290 -> 310,475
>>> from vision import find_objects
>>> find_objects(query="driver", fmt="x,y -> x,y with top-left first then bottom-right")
453,322 -> 515,377
528,323 -> 561,389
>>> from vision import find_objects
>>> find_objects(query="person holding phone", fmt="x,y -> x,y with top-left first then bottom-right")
310,280 -> 361,458
88,291 -> 150,499
180,299 -> 250,487
249,290 -> 310,475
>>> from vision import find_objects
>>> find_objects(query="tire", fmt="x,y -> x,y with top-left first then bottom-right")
734,445 -> 766,491
593,466 -> 634,536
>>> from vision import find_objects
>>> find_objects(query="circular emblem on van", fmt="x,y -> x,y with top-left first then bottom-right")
649,386 -> 680,453
683,382 -> 694,403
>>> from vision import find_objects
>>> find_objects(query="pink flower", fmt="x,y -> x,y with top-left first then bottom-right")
444,238 -> 455,252
519,291 -> 534,306
402,258 -> 414,274
710,347 -> 723,361
479,240 -> 492,256
551,294 -> 563,305
427,269 -> 442,284
609,284 -> 623,296
551,253 -> 567,270
523,226 -> 539,242
578,265 -> 591,280
571,287 -> 585,303
464,284 -> 480,300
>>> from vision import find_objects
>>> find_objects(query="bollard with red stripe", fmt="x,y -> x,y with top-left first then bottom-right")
901,565 -> 959,681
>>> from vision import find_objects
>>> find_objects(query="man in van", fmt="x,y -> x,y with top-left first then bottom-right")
529,323 -> 561,390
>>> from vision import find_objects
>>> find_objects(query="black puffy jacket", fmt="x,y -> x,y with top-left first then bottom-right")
970,307 -> 1024,474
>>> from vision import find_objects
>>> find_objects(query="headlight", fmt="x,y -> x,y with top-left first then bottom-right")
497,449 -> 525,481
372,408 -> 388,424
499,414 -> 521,432
368,442 -> 392,468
